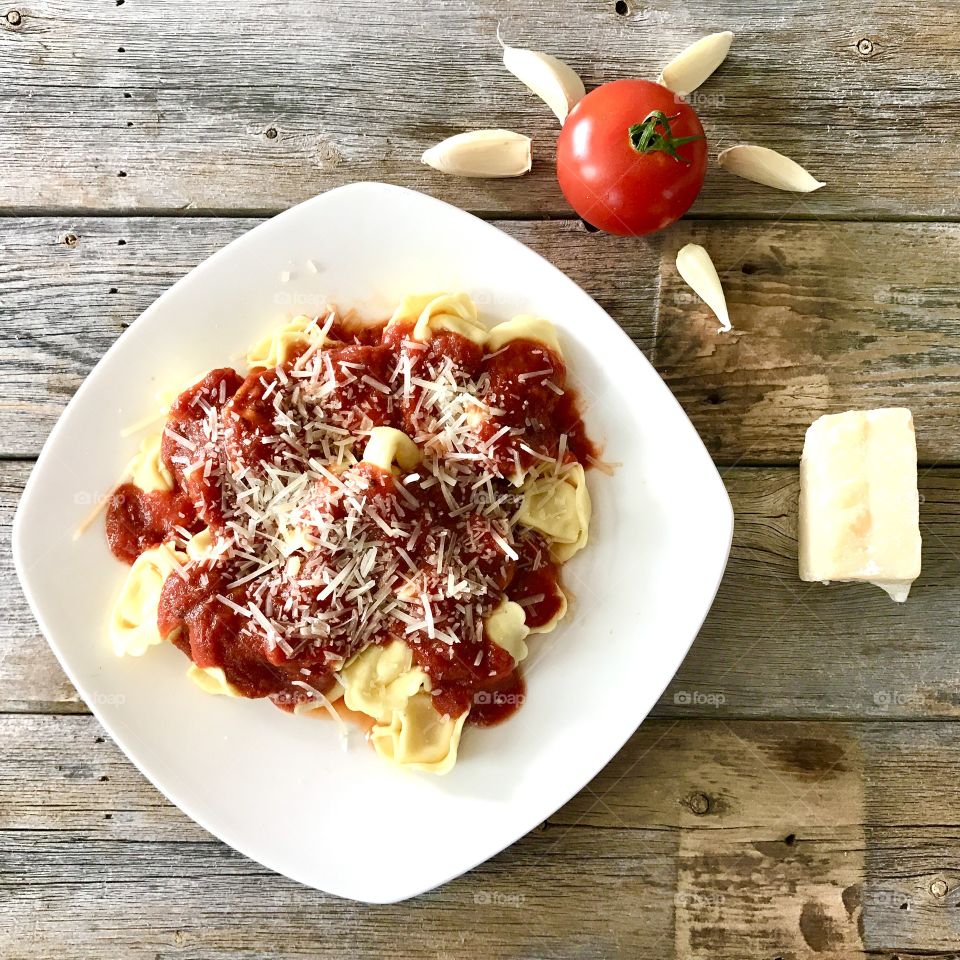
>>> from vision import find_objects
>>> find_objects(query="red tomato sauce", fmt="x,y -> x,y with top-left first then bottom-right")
105,316 -> 595,727
508,563 -> 566,631
105,484 -> 201,565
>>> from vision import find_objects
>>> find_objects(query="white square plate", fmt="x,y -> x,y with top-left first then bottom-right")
13,183 -> 732,903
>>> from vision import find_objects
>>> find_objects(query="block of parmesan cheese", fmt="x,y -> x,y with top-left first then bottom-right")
799,408 -> 921,602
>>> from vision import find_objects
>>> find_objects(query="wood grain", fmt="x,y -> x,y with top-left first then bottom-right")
0,0 -> 957,218
663,465 -> 960,719
5,1 -> 960,952
4,218 -> 960,463
7,714 -> 960,957
6,459 -> 960,719
0,461 -> 80,712
658,220 -> 960,464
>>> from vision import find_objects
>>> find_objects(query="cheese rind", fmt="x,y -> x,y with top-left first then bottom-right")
799,408 -> 921,602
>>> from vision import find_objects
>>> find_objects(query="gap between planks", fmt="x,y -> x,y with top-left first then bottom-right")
3,209 -> 960,224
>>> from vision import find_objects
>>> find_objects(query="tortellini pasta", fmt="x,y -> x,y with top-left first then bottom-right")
390,292 -> 488,346
110,542 -> 185,656
361,427 -> 421,473
338,641 -> 467,775
339,640 -> 430,722
517,464 -> 591,562
369,692 -> 468,775
124,432 -> 174,492
293,680 -> 345,716
484,600 -> 530,664
486,314 -> 563,358
186,664 -> 243,698
185,527 -> 216,562
246,314 -> 335,369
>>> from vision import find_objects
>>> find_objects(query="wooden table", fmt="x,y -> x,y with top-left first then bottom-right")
3,1 -> 959,956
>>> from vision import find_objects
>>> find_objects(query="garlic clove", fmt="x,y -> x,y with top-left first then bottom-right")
717,144 -> 825,192
421,130 -> 532,178
676,243 -> 731,333
658,31 -> 734,97
501,43 -> 585,124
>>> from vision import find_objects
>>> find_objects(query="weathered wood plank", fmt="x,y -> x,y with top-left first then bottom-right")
0,460 -> 82,712
6,460 -> 960,719
7,715 -> 960,957
0,0 -> 957,218
0,216 -> 658,456
4,218 -> 960,464
4,2 -> 958,957
658,220 -> 960,464
660,466 -> 960,720
1,833 -> 677,959
557,719 -> 960,956
0,725 -> 677,960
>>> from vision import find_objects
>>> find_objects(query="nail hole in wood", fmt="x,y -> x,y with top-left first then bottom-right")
62,233 -> 79,248
784,833 -> 796,846
118,46 -> 125,52
5,9 -> 21,26
614,0 -> 628,15
99,775 -> 109,782
123,92 -> 132,99
706,392 -> 722,405
857,38 -> 874,56
900,902 -> 908,910
109,287 -> 118,294
265,127 -> 278,139
117,170 -> 127,177
95,736 -> 104,743
118,239 -> 126,246
116,0 -> 125,4
104,813 -> 113,819
127,121 -> 133,127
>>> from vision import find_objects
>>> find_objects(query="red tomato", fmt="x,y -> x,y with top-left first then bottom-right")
556,79 -> 707,236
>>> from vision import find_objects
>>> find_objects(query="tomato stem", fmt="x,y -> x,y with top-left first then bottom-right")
628,111 -> 703,164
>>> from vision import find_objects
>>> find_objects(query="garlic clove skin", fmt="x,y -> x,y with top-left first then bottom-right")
501,44 -> 585,124
717,144 -> 825,192
675,243 -> 731,333
421,130 -> 532,178
658,31 -> 734,97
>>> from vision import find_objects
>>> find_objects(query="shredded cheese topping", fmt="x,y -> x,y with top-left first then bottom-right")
159,313 -> 578,674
